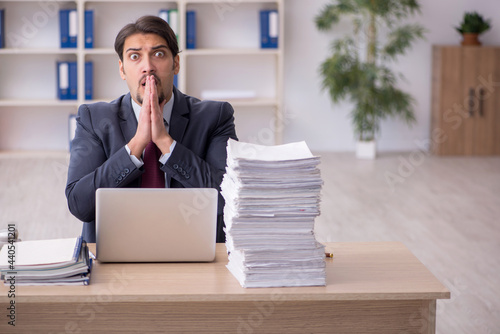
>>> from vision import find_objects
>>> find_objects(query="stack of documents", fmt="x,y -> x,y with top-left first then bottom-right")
0,237 -> 92,286
221,139 -> 326,288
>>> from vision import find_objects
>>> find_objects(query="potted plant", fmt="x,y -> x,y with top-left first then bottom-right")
315,0 -> 425,159
455,12 -> 491,46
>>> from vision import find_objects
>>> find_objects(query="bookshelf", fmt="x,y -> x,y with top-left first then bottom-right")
0,0 -> 284,151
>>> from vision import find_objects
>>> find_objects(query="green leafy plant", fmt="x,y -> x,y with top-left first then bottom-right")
315,0 -> 426,141
455,12 -> 491,35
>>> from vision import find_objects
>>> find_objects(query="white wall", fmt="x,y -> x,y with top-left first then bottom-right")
283,0 -> 500,152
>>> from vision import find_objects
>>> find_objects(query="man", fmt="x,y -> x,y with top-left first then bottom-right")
65,15 -> 237,243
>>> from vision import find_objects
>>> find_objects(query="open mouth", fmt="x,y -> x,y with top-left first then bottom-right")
140,77 -> 159,87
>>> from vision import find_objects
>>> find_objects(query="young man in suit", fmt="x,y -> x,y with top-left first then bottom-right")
65,15 -> 237,243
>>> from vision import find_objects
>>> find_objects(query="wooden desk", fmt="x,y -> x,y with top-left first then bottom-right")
0,242 -> 449,333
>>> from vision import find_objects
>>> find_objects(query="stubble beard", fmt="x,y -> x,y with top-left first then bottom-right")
136,91 -> 166,106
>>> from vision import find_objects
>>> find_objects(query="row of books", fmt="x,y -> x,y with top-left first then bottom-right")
60,9 -> 94,48
159,9 -> 196,49
0,236 -> 92,286
57,61 -> 93,100
1,8 -> 278,50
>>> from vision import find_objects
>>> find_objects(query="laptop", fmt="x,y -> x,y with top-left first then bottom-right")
95,188 -> 218,262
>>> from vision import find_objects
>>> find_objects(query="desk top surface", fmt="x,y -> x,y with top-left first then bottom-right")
0,242 -> 450,303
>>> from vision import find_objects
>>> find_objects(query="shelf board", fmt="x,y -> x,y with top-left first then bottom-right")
223,97 -> 277,107
82,0 -> 277,2
84,48 -> 116,55
0,100 -> 79,107
0,48 -> 78,55
184,48 -> 280,56
185,0 -> 279,3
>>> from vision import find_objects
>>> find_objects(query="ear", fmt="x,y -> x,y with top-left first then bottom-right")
173,54 -> 180,75
119,59 -> 126,80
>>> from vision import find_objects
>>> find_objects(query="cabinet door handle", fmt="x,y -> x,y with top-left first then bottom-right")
479,88 -> 485,117
468,88 -> 475,116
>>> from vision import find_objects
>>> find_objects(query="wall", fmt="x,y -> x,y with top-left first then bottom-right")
283,0 -> 500,152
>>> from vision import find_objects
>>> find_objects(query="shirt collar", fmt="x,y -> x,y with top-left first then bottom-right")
131,92 -> 175,129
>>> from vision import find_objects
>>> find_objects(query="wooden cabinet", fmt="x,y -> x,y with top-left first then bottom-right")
431,45 -> 500,155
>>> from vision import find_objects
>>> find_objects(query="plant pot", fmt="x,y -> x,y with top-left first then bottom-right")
356,140 -> 376,159
461,33 -> 481,46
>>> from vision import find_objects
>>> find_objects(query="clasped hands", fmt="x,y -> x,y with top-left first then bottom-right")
128,75 -> 173,159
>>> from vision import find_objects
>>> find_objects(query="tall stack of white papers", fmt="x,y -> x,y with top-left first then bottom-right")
221,139 -> 326,288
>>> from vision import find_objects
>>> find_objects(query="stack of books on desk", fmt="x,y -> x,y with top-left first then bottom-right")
221,139 -> 326,288
0,237 -> 92,286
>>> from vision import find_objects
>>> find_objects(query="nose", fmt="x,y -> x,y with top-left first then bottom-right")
142,56 -> 155,74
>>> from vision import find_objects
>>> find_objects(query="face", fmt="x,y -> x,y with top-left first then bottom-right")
119,33 -> 180,106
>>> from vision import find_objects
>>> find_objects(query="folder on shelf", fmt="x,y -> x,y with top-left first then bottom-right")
68,61 -> 77,99
159,9 -> 179,41
60,9 -> 78,48
186,10 -> 196,49
0,9 -> 5,49
85,10 -> 94,49
85,61 -> 93,100
173,74 -> 178,87
260,10 -> 279,49
57,61 -> 70,99
169,9 -> 179,40
57,61 -> 78,100
159,9 -> 169,22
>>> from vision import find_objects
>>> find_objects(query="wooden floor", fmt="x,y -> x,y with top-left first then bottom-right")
1,150 -> 499,334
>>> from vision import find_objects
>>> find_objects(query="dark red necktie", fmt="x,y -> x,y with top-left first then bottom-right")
141,141 -> 165,188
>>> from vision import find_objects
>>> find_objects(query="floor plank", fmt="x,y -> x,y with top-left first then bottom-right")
0,151 -> 499,333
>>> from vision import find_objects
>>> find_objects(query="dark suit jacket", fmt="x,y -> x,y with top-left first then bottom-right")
65,87 -> 237,243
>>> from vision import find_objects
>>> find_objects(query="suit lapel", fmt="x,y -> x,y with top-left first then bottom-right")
118,93 -> 138,145
169,87 -> 189,143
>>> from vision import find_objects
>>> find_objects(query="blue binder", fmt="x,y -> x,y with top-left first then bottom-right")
260,10 -> 279,49
57,61 -> 70,100
173,74 -> 178,87
186,11 -> 196,49
60,9 -> 77,48
85,10 -> 94,49
0,9 -> 5,48
68,62 -> 78,100
85,62 -> 93,100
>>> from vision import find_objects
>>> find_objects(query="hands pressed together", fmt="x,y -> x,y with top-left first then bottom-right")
128,75 -> 173,159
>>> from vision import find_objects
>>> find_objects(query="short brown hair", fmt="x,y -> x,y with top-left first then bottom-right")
114,15 -> 179,62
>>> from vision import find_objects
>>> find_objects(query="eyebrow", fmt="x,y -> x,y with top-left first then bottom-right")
125,45 -> 169,53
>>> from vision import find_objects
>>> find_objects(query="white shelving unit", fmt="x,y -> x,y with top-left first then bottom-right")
0,0 -> 284,150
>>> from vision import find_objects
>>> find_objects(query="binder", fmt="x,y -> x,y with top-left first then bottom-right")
60,9 -> 77,48
59,10 -> 69,48
85,10 -> 94,49
68,9 -> 77,47
0,9 -> 5,48
260,10 -> 278,49
168,9 -> 179,40
57,61 -> 70,100
159,9 -> 169,23
186,11 -> 196,49
173,74 -> 178,87
268,10 -> 279,48
85,61 -> 93,100
68,61 -> 77,99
